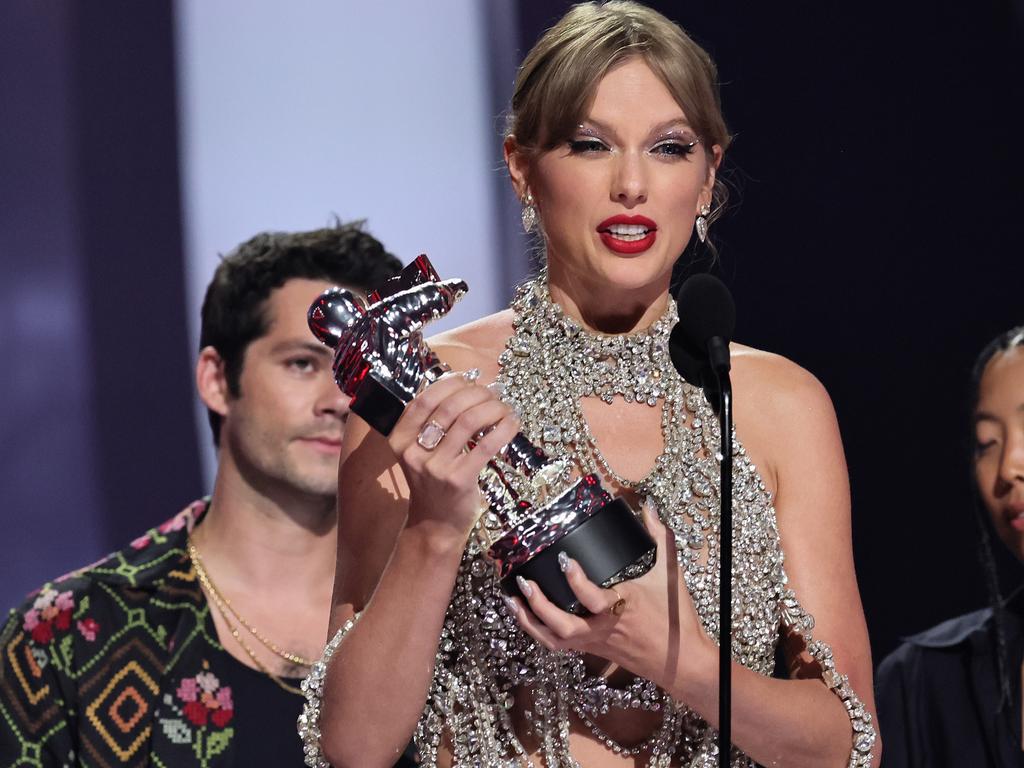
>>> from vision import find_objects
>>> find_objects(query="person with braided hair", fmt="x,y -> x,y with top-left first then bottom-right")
878,326 -> 1024,767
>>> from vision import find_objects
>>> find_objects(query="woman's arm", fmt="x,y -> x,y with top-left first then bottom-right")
509,353 -> 880,767
318,365 -> 519,768
758,356 -> 880,765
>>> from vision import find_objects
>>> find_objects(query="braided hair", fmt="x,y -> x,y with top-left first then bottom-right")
969,325 -> 1024,708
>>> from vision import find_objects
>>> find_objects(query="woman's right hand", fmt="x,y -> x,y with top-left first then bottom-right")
387,371 -> 519,543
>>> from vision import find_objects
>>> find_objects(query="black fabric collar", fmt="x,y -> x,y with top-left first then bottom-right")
903,585 -> 1024,650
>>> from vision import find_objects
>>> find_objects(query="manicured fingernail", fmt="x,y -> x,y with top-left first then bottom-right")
502,594 -> 518,613
487,381 -> 505,397
557,551 -> 572,573
516,575 -> 532,597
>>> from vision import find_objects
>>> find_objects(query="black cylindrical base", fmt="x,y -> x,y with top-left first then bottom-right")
503,498 -> 656,614
351,373 -> 407,436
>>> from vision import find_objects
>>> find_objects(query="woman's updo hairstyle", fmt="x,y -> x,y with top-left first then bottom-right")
508,1 -> 732,227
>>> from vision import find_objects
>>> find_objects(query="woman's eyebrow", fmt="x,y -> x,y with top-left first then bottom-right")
579,116 -> 692,139
649,117 -> 693,134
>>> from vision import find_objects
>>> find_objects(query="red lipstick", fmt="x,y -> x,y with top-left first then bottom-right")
597,214 -> 658,255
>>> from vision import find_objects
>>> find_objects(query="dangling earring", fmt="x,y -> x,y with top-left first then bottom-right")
695,201 -> 711,243
521,191 -> 537,233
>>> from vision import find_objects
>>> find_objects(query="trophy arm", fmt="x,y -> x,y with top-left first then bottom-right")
376,280 -> 468,336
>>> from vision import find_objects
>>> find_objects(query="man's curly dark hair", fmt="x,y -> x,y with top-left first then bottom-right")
199,221 -> 402,445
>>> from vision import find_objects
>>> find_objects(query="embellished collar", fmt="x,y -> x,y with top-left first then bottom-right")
55,498 -> 210,592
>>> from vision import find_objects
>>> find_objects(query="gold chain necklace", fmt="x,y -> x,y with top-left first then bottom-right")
187,537 -> 312,696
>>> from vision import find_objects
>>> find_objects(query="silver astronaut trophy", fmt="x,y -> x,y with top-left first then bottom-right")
308,255 -> 655,613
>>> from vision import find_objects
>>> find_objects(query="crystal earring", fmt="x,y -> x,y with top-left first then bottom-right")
521,191 -> 537,233
695,201 -> 712,243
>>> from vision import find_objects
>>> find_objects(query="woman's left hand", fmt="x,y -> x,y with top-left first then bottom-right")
505,503 -> 717,693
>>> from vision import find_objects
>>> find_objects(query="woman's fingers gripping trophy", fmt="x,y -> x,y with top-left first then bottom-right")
504,501 -> 715,689
388,370 -> 520,540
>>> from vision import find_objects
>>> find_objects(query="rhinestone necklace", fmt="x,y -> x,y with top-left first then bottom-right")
498,277 -> 686,495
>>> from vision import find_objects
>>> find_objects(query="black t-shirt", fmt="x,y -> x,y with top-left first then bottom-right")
213,649 -> 306,765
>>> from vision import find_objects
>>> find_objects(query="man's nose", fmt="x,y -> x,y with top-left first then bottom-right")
315,374 -> 350,418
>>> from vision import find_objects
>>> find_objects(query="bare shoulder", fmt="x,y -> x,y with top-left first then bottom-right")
728,342 -> 840,495
427,309 -> 514,381
730,342 -> 835,425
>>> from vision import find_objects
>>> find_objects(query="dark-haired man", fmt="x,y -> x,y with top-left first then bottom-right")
0,224 -> 411,766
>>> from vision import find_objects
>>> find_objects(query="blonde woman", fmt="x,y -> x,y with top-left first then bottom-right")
303,3 -> 879,766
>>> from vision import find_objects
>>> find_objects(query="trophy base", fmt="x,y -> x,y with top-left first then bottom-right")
351,371 -> 407,435
502,497 -> 656,615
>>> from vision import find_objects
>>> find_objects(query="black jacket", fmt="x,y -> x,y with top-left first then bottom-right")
877,595 -> 1024,767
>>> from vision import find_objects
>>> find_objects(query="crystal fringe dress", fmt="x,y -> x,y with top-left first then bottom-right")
406,280 -> 876,768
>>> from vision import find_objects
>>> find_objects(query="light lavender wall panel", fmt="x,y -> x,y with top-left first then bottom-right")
0,3 -> 103,611
174,0 -> 505,484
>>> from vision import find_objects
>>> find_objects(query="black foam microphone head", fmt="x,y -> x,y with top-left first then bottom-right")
669,274 -> 735,411
673,273 -> 736,349
668,324 -> 707,387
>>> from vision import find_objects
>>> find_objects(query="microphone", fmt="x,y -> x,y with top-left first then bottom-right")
669,273 -> 736,408
667,272 -> 736,768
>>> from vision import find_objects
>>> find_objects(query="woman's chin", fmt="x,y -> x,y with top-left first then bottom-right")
585,256 -> 673,295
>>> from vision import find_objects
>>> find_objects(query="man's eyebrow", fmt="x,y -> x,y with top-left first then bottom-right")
269,340 -> 333,357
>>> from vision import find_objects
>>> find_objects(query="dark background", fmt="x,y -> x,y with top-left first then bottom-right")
2,0 -> 1022,669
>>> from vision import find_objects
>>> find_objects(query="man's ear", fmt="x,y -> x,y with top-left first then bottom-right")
504,134 -> 530,201
196,346 -> 230,418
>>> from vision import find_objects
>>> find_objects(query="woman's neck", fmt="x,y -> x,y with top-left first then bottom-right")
545,265 -> 671,335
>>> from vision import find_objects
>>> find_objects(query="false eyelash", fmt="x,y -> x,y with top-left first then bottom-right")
567,138 -> 608,154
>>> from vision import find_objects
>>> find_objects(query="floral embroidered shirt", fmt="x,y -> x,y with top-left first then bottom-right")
0,500 -> 309,767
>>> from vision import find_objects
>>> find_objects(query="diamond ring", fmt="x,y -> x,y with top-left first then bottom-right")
417,420 -> 447,451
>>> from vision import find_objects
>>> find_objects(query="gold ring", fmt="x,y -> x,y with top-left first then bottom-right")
417,420 -> 446,451
607,587 -> 626,616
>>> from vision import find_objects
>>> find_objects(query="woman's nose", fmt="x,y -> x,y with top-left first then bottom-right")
998,431 -> 1024,487
611,152 -> 648,207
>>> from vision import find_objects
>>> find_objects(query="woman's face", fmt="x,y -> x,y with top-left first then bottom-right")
974,346 -> 1024,560
509,57 -> 720,297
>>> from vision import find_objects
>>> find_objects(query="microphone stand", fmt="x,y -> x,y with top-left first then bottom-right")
715,372 -> 732,768
706,337 -> 733,768
666,273 -> 736,765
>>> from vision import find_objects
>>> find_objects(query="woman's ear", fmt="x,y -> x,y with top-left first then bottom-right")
504,135 -> 530,201
701,144 -> 724,207
196,346 -> 230,418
